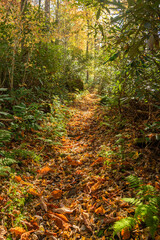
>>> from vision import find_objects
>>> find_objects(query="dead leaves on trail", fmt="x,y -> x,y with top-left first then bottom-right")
51,189 -> 62,199
38,166 -> 53,176
1,94 -> 160,239
0,226 -> 7,240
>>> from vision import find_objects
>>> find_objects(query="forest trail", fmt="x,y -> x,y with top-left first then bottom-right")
2,93 -> 159,239
23,93 -> 120,240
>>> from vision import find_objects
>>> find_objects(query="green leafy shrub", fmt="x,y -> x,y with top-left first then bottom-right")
113,175 -> 160,238
11,102 -> 45,135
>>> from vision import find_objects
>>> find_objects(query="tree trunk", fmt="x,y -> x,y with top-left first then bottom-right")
45,0 -> 50,22
55,0 -> 60,44
86,16 -> 89,83
21,0 -> 27,13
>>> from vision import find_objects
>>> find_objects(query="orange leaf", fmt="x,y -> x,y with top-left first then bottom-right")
15,176 -> 22,182
38,166 -> 52,175
121,228 -> 130,240
48,213 -> 70,230
27,188 -> 40,196
54,213 -> 69,222
10,227 -> 26,236
91,182 -> 100,192
21,230 -> 34,240
95,206 -> 106,215
0,196 -> 4,201
75,170 -> 84,175
90,157 -> 104,166
20,180 -> 33,186
155,182 -> 160,190
51,189 -> 62,199
45,230 -> 57,236
155,236 -> 160,240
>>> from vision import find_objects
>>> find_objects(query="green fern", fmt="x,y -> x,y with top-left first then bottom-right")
113,175 -> 160,238
0,158 -> 17,166
0,166 -> 11,176
12,149 -> 41,162
0,130 -> 11,144
126,174 -> 142,189
113,217 -> 136,236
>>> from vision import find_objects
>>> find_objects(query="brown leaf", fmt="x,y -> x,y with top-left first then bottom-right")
95,206 -> 106,215
90,157 -> 104,166
48,213 -> 71,230
104,216 -> 119,224
0,226 -> 7,240
44,230 -> 57,237
53,213 -> 69,223
14,176 -> 22,182
21,230 -> 34,240
27,188 -> 41,196
38,166 -> 53,176
39,196 -> 48,212
52,206 -> 75,214
10,227 -> 26,236
91,182 -> 100,192
121,228 -> 130,240
81,212 -> 93,233
51,190 -> 62,199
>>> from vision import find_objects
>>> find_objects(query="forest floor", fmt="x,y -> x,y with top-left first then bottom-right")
1,93 -> 160,240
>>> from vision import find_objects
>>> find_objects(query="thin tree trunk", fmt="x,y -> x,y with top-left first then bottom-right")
55,0 -> 60,44
39,0 -> 41,9
45,0 -> 50,22
86,16 -> 89,83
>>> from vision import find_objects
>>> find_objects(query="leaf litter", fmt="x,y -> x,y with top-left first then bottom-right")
0,93 -> 160,239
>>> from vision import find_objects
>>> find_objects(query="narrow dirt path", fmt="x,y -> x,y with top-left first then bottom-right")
26,93 -> 117,240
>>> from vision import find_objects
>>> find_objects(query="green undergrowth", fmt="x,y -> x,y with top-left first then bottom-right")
0,90 -> 70,177
113,175 -> 160,238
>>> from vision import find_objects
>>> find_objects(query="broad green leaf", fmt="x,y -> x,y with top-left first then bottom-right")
96,8 -> 101,20
103,51 -> 120,64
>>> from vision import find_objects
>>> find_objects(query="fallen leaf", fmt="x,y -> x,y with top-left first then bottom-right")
10,227 -> 26,236
48,213 -> 71,230
155,182 -> 160,190
91,182 -> 100,192
51,189 -> 62,199
95,206 -> 106,215
39,196 -> 48,212
81,211 -> 93,233
0,225 -> 7,240
104,216 -> 119,224
0,197 -> 4,201
45,230 -> 57,236
53,213 -> 69,222
155,236 -> 160,240
27,188 -> 40,196
52,206 -> 75,214
21,230 -> 34,240
121,228 -> 130,240
14,176 -> 22,182
38,166 -> 53,175
90,157 -> 104,166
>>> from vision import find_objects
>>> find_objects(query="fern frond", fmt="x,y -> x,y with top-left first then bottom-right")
0,158 -> 17,166
0,130 -> 11,142
113,217 -> 136,236
126,175 -> 142,189
146,215 -> 159,238
0,166 -> 11,176
122,197 -> 141,205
